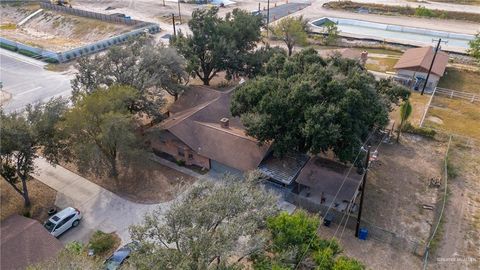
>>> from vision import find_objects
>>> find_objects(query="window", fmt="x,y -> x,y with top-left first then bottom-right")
177,147 -> 184,156
188,153 -> 193,159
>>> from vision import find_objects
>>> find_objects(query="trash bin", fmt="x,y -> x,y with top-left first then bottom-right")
323,213 -> 334,227
359,228 -> 368,240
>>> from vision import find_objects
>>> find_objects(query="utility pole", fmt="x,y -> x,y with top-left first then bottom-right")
355,146 -> 371,238
163,0 -> 165,6
266,0 -> 270,37
421,38 -> 446,95
177,0 -> 182,24
172,13 -> 176,36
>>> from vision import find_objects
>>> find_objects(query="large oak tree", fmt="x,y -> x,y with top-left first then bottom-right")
62,85 -> 140,181
71,37 -> 188,121
171,7 -> 263,85
231,49 -> 409,162
129,171 -> 278,270
0,98 -> 68,207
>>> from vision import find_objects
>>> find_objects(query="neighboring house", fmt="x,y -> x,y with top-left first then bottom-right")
150,86 -> 271,174
1,214 -> 63,269
393,46 -> 448,91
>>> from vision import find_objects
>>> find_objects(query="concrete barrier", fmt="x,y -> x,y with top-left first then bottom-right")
0,37 -> 60,62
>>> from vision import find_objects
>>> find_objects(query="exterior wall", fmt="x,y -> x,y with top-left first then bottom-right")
0,37 -> 60,62
151,132 -> 210,169
396,69 -> 440,89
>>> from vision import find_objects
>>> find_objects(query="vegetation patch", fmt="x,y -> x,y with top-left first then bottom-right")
438,67 -> 480,94
402,122 -> 437,138
323,1 -> 480,23
88,231 -> 121,258
424,96 -> 480,140
365,56 -> 398,72
0,23 -> 16,30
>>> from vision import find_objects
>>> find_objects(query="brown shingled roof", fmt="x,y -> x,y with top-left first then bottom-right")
394,46 -> 449,77
1,215 -> 63,270
295,157 -> 363,201
162,87 -> 270,171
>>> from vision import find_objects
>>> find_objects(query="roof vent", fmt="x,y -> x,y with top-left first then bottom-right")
220,117 -> 229,128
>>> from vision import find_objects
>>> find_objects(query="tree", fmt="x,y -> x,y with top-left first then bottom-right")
129,171 -> 278,270
27,241 -> 101,270
71,37 -> 188,121
252,211 -> 362,270
323,21 -> 339,45
0,98 -> 68,207
171,7 -> 263,85
397,98 -> 412,142
231,49 -> 408,162
61,85 -> 140,181
468,32 -> 480,65
272,16 -> 309,56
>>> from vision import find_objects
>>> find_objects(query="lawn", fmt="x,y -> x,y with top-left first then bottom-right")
0,178 -> 57,222
365,57 -> 398,72
390,92 -> 430,128
438,67 -> 480,94
423,96 -> 480,140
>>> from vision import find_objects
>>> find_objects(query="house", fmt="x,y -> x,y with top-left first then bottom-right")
393,46 -> 448,91
1,214 -> 63,269
150,86 -> 271,174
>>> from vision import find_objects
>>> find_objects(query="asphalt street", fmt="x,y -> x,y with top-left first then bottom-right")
0,48 -> 73,113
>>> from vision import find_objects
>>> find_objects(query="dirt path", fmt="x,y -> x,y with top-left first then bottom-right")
430,144 -> 480,269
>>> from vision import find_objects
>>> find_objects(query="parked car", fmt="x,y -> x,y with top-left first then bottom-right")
44,207 -> 82,237
104,242 -> 140,270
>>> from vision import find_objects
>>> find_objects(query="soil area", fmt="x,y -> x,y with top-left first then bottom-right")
0,3 -> 135,51
61,155 -> 196,204
430,141 -> 480,269
0,178 -> 57,222
364,134 -> 446,244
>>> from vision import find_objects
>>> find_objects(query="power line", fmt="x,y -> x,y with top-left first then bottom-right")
294,128 -> 379,269
311,131 -> 388,269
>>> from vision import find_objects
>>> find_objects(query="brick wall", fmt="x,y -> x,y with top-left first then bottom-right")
151,132 -> 210,169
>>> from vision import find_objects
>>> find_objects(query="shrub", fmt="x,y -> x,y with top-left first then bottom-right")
415,6 -> 436,17
333,256 -> 365,270
176,159 -> 186,166
402,122 -> 436,138
88,231 -> 116,255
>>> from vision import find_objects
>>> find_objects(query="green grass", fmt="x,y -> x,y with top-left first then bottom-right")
438,67 -> 480,94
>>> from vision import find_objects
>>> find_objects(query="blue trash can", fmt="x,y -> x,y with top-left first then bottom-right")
359,228 -> 368,240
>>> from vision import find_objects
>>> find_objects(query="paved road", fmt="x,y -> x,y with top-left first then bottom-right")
0,48 -> 73,113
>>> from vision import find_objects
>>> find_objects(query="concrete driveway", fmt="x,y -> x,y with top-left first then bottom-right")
33,157 -> 174,245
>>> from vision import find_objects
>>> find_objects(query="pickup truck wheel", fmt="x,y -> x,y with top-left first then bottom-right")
72,220 -> 80,227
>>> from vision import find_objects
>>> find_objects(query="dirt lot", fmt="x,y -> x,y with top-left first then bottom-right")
429,141 -> 480,269
61,155 -> 196,204
0,3 -> 135,51
0,178 -> 56,222
363,134 -> 446,244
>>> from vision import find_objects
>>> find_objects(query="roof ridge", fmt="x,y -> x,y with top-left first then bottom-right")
194,121 -> 259,142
